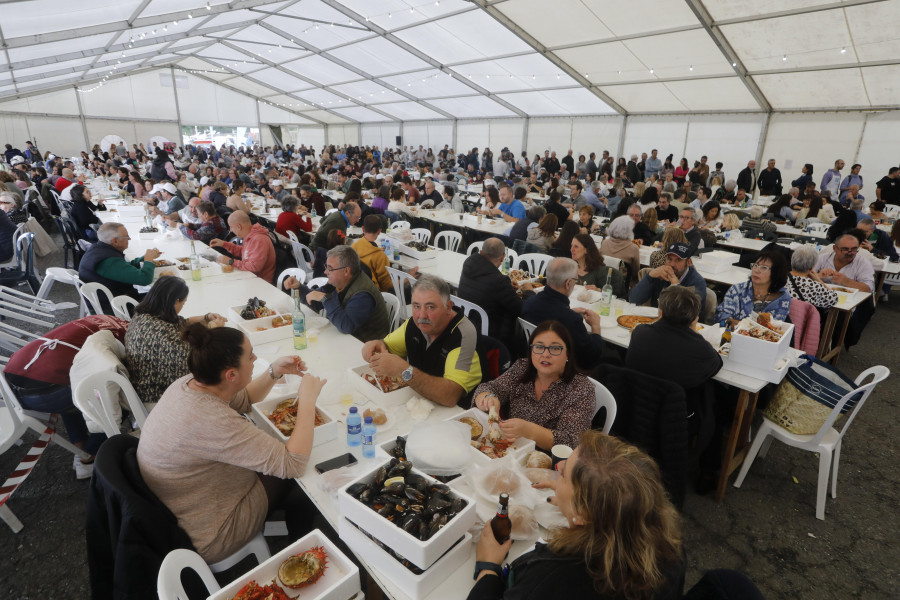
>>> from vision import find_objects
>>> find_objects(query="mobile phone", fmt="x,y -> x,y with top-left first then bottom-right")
315,453 -> 357,474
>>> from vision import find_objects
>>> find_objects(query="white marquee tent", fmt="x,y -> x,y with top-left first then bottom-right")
1,0 -> 899,179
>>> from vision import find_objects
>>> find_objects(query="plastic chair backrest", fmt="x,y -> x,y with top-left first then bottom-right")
806,365 -> 889,447
450,295 -> 489,335
324,208 -> 338,216
307,276 -> 328,289
0,225 -> 25,269
286,230 -> 299,243
411,228 -> 431,244
386,266 -> 417,320
111,296 -> 138,321
518,317 -> 537,344
505,247 -> 518,268
587,377 -> 617,434
277,268 -> 307,292
157,549 -> 220,600
382,291 -> 401,330
466,241 -> 483,255
80,282 -> 115,315
0,371 -> 27,455
516,252 -> 550,276
434,230 -> 462,252
807,222 -> 830,232
390,221 -> 411,231
73,371 -> 148,438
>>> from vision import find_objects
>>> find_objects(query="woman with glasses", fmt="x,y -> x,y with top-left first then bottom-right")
471,320 -> 594,450
715,249 -> 791,327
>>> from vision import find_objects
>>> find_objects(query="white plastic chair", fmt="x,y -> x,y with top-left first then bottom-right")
410,228 -> 431,245
806,222 -> 830,233
286,230 -> 299,243
434,230 -> 462,252
290,240 -> 315,274
111,296 -> 138,321
307,276 -> 328,289
390,221 -> 411,231
466,241 -> 484,255
734,365 -> 890,520
158,549 -> 220,600
80,282 -> 115,315
386,266 -> 417,321
518,317 -> 537,345
324,208 -> 338,216
277,267 -> 307,292
73,371 -> 148,438
516,253 -> 550,276
382,291 -> 401,330
587,377 -> 617,434
0,224 -> 25,270
36,267 -> 87,317
505,247 -> 518,268
450,295 -> 489,335
208,530 -> 271,573
602,255 -> 624,270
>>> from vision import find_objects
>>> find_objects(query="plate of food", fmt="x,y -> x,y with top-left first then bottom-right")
616,315 -> 657,331
152,259 -> 174,267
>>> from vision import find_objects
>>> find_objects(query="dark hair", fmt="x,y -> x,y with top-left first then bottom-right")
843,227 -> 866,244
377,184 -> 391,200
134,277 -> 189,324
573,233 -> 603,272
514,186 -> 527,200
804,163 -> 814,177
69,184 -> 87,203
658,286 -> 700,327
325,228 -> 344,249
362,214 -> 383,234
182,323 -> 246,385
769,194 -> 792,214
826,210 -> 858,242
347,178 -> 362,195
547,190 -> 561,205
553,220 -> 580,250
639,187 -> 659,205
391,186 -> 405,201
485,186 -> 500,207
701,200 -> 720,221
519,320 -> 580,384
754,249 -> 788,292
537,213 -> 558,237
806,196 -> 822,219
197,200 -> 216,217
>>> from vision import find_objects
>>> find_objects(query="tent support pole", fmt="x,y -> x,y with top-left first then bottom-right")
170,67 -> 184,140
453,119 -> 459,155
617,115 -> 627,161
74,86 -> 90,152
853,113 -> 868,165
522,118 -> 529,159
755,112 -> 772,184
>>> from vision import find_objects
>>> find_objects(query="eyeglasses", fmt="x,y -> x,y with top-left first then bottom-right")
836,246 -> 859,254
531,343 -> 565,356
325,264 -> 347,272
750,263 -> 771,272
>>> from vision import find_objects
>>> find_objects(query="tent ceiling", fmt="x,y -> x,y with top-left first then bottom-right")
0,0 -> 897,121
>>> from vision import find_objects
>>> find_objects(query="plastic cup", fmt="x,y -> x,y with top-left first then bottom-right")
340,393 -> 354,406
551,444 -> 573,468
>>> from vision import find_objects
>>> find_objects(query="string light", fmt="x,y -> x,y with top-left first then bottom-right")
840,47 -> 847,54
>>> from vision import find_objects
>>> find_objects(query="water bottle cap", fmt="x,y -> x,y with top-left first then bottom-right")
349,406 -> 358,413
364,416 -> 373,423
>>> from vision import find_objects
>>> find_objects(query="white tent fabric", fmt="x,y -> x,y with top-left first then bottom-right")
1,0 -> 898,123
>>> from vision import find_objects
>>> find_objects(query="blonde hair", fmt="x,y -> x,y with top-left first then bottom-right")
548,432 -> 682,600
722,213 -> 741,231
632,181 -> 646,199
659,227 -> 687,251
711,176 -> 722,187
641,208 -> 658,230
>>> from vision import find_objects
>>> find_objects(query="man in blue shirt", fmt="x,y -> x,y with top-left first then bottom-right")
645,149 -> 663,179
487,183 -> 526,223
629,242 -> 708,316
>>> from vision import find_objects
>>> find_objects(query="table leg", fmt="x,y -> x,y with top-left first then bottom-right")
874,272 -> 887,304
828,310 -> 854,366
715,389 -> 760,502
817,307 -> 840,359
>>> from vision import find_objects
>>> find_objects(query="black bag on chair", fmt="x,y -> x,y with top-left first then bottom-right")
268,231 -> 298,284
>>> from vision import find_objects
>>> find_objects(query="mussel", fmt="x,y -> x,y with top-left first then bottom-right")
427,494 -> 451,513
388,461 -> 412,477
406,474 -> 428,493
373,465 -> 388,487
449,497 -> 466,515
404,487 -> 426,503
346,482 -> 368,498
381,481 -> 406,495
399,513 -> 422,535
430,483 -> 451,495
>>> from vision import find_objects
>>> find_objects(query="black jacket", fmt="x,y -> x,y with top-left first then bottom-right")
736,167 -> 756,193
457,253 -> 525,350
86,435 -> 197,600
468,542 -> 684,600
522,285 -> 603,370
592,363 -> 688,509
70,200 -> 105,237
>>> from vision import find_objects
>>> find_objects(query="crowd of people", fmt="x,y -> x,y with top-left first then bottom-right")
5,136 -> 895,599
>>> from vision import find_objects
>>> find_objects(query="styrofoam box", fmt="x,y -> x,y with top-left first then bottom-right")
209,529 -> 360,600
728,319 -> 794,371
347,365 -> 416,408
251,396 -> 338,447
398,243 -> 438,261
138,230 -> 160,240
339,518 -> 470,600
337,460 -> 476,570
721,352 -> 794,385
693,250 -> 739,274
229,301 -> 295,346
447,408 -> 536,464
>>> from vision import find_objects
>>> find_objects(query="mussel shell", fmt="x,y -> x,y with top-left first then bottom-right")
347,482 -> 368,498
373,465 -> 388,487
450,497 -> 466,514
381,481 -> 406,495
388,461 -> 412,477
404,487 -> 426,503
427,495 -> 451,512
405,504 -> 424,513
377,504 -> 395,518
399,514 -> 422,534
358,487 -> 374,504
405,474 -> 428,492
430,483 -> 451,495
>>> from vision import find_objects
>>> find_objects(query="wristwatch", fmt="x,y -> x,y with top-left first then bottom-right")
267,365 -> 277,380
400,365 -> 414,382
473,561 -> 502,581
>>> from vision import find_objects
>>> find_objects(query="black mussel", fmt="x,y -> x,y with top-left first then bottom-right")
391,436 -> 407,459
427,495 -> 451,512
405,474 -> 428,492
430,483 -> 451,495
358,487 -> 374,504
406,504 -> 424,513
399,514 -> 422,535
374,465 -> 388,487
347,482 -> 367,498
404,487 -> 426,503
418,520 -> 429,541
450,497 -> 466,514
377,504 -> 395,518
381,481 -> 406,495
427,514 -> 448,538
388,461 -> 412,477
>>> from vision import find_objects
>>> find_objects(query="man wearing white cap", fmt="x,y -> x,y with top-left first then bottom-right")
270,179 -> 290,205
149,182 -> 186,217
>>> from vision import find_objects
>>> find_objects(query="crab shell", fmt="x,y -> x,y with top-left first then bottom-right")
278,546 -> 329,589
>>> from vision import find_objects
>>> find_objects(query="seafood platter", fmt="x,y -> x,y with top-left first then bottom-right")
228,297 -> 295,345
211,529 -> 360,600
398,240 -> 437,261
251,396 -> 338,448
337,458 -> 476,570
450,408 -> 536,463
725,312 -> 794,372
348,365 -> 416,407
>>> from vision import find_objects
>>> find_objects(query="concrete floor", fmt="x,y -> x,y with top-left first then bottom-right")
1,235 -> 898,599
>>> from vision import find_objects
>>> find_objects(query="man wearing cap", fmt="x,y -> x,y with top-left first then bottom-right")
629,242 -> 708,316
270,179 -> 290,205
148,182 -> 186,217
210,210 -> 276,283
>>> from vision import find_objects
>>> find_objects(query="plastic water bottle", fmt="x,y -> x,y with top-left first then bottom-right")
311,207 -> 317,219
291,289 -> 307,350
362,416 -> 376,458
347,407 -> 362,447
500,257 -> 509,275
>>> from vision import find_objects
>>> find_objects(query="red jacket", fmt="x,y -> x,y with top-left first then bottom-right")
55,177 -> 73,193
221,223 -> 276,283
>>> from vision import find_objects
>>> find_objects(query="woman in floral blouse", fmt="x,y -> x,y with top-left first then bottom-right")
472,320 -> 595,450
124,277 -> 226,404
714,249 -> 792,327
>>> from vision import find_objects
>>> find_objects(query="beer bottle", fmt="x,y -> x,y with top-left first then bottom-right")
490,493 -> 511,544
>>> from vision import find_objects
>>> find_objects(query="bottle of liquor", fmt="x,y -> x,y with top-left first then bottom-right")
189,240 -> 202,281
291,289 -> 307,350
599,268 -> 614,316
490,493 -> 511,544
